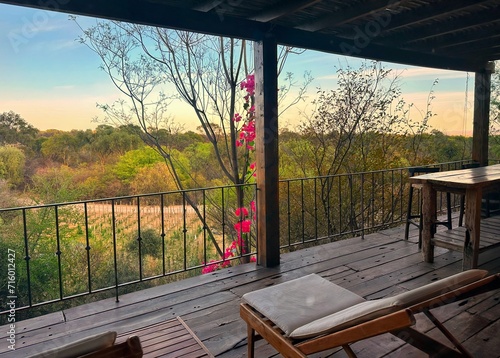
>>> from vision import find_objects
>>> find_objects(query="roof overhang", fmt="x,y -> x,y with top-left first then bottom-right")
1,0 -> 498,72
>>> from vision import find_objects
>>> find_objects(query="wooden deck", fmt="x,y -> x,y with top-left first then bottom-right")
2,215 -> 500,357
117,317 -> 214,357
433,215 -> 500,253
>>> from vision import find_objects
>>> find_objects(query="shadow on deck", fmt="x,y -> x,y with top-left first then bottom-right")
2,216 -> 500,357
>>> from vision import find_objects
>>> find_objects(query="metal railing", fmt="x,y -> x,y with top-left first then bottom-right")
0,183 -> 257,319
0,160 -> 485,319
278,160 -> 473,250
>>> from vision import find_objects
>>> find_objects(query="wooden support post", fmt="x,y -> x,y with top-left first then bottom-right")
472,64 -> 494,166
254,35 -> 280,267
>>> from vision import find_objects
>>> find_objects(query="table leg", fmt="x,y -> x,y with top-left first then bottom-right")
421,182 -> 436,262
463,188 -> 482,270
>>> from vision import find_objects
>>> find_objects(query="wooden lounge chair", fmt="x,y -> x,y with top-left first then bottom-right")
240,270 -> 500,358
28,331 -> 143,358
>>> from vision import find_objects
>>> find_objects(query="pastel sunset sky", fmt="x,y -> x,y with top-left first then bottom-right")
0,3 -> 475,135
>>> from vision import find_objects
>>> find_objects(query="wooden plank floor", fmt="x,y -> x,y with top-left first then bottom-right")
117,317 -> 214,357
434,215 -> 500,253
1,215 -> 500,357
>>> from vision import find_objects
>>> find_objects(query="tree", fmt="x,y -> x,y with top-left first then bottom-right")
0,111 -> 39,150
129,162 -> 178,195
0,179 -> 20,209
287,61 -> 434,237
295,61 -> 430,175
491,61 -> 500,125
489,61 -> 500,156
113,146 -> 164,184
40,131 -> 81,165
90,125 -> 143,160
30,165 -> 84,203
74,18 -> 311,260
0,145 -> 26,188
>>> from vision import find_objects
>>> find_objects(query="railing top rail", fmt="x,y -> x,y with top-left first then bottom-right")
2,161 -> 478,211
0,182 -> 257,212
278,160 -> 472,183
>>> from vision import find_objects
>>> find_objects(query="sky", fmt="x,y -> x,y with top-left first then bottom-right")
0,3 -> 475,135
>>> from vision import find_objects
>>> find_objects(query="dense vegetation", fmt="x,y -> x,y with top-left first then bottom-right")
0,114 -> 485,214
0,120 -> 483,208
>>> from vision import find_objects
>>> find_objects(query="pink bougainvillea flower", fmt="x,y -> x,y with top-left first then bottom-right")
235,207 -> 249,217
202,260 -> 218,274
240,74 -> 255,96
203,73 -> 257,275
250,256 -> 257,262
233,113 -> 242,122
234,220 -> 252,234
223,248 -> 233,260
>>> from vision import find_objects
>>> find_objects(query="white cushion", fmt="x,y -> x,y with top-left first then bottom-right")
242,274 -> 365,336
28,331 -> 117,358
391,269 -> 488,306
289,269 -> 488,339
290,297 -> 396,339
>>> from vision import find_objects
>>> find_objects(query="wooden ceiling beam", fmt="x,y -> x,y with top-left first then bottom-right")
394,23 -> 500,53
465,47 -> 500,61
426,38 -> 500,61
250,0 -> 321,22
373,0 -> 493,34
437,46 -> 500,63
193,0 -> 225,12
390,10 -> 500,44
0,0 -> 269,39
272,26 -> 488,72
437,33 -> 500,51
296,0 -> 404,32
0,0 -> 497,72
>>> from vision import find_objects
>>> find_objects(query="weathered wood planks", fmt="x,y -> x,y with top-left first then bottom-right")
1,215 -> 499,358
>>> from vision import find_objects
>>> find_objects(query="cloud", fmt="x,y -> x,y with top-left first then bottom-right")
30,38 -> 80,52
53,85 -> 76,91
315,64 -> 469,83
395,67 -> 467,80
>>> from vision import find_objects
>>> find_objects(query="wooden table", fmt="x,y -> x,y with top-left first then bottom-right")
409,164 -> 500,269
